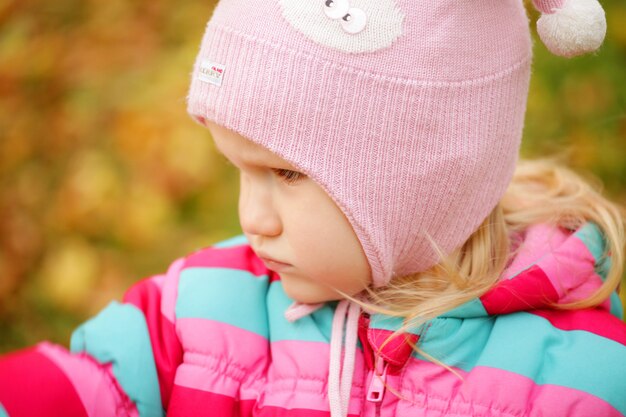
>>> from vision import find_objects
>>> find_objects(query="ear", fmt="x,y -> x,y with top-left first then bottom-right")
531,0 -> 606,58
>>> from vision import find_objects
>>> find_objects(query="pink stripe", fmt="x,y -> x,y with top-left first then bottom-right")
175,318 -> 268,400
531,308 -> 626,345
0,346 -> 88,417
395,358 -> 622,417
538,231 -> 612,311
255,405 -> 360,417
538,233 -> 599,300
367,327 -> 418,369
168,385 -> 254,417
160,257 -> 185,322
183,245 -> 282,283
184,245 -> 269,277
168,385 -> 359,417
123,277 -> 183,409
503,223 -> 569,280
269,269 -> 281,283
480,265 -> 559,314
37,343 -> 139,417
174,322 -> 365,415
501,224 -> 609,310
268,340 -> 365,415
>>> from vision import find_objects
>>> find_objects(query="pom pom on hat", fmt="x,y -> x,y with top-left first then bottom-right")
532,0 -> 607,57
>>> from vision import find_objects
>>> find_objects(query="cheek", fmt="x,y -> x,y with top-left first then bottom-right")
280,185 -> 371,287
286,198 -> 336,244
288,200 -> 368,275
283,205 -> 320,253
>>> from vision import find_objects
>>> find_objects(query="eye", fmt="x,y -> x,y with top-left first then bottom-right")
273,168 -> 306,185
324,0 -> 350,20
341,8 -> 367,34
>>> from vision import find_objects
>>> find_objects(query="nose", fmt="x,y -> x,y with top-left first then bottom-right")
238,175 -> 282,237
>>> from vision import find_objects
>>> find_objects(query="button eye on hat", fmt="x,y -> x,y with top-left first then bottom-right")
324,0 -> 350,20
341,8 -> 367,34
324,1 -> 368,35
280,0 -> 402,53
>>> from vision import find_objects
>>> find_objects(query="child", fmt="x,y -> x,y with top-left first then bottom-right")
1,0 -> 625,416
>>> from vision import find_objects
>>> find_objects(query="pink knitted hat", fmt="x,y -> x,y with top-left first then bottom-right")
187,0 -> 606,287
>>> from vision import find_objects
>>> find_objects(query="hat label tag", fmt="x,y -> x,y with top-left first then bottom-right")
198,59 -> 226,86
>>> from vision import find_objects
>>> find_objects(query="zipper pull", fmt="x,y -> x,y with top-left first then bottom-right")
366,356 -> 389,403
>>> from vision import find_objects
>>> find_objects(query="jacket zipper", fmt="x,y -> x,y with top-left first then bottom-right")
366,356 -> 389,403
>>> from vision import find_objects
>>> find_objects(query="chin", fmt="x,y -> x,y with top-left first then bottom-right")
281,281 -> 337,304
284,289 -> 322,304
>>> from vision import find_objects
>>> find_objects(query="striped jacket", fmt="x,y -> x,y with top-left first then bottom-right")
1,221 -> 625,416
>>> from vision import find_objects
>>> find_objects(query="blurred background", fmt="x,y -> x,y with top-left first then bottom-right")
0,0 -> 625,352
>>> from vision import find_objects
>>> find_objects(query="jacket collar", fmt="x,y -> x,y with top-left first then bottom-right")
360,221 -> 616,372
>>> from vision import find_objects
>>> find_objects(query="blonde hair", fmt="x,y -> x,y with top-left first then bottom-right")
346,154 -> 626,374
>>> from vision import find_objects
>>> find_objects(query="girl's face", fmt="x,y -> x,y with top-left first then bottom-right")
206,121 -> 372,304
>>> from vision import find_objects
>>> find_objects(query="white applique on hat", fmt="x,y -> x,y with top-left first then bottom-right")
278,0 -> 404,54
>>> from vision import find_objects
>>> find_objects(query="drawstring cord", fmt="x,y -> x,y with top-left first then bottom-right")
328,299 -> 361,417
284,301 -> 324,321
284,299 -> 362,417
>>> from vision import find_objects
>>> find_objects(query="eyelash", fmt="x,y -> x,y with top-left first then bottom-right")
222,158 -> 305,185
272,168 -> 305,185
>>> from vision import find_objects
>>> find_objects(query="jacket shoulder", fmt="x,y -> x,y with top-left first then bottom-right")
175,234 -> 272,338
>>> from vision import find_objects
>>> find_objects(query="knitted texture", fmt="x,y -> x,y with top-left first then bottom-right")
187,0 -> 533,287
534,0 -> 566,13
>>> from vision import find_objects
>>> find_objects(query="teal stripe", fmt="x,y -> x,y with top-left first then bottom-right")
176,267 -> 270,337
441,298 -> 488,318
70,302 -> 163,417
481,313 -> 626,413
447,312 -> 625,414
596,254 -> 612,281
574,222 -> 605,264
575,222 -> 612,282
267,281 -> 335,343
0,403 -> 9,417
213,234 -> 248,248
369,301 -> 489,332
370,314 -> 406,332
413,316 -> 494,372
574,223 -> 621,319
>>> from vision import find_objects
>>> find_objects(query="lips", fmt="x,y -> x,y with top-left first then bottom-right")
255,250 -> 288,264
255,251 -> 292,271
260,256 -> 290,265
260,258 -> 292,272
